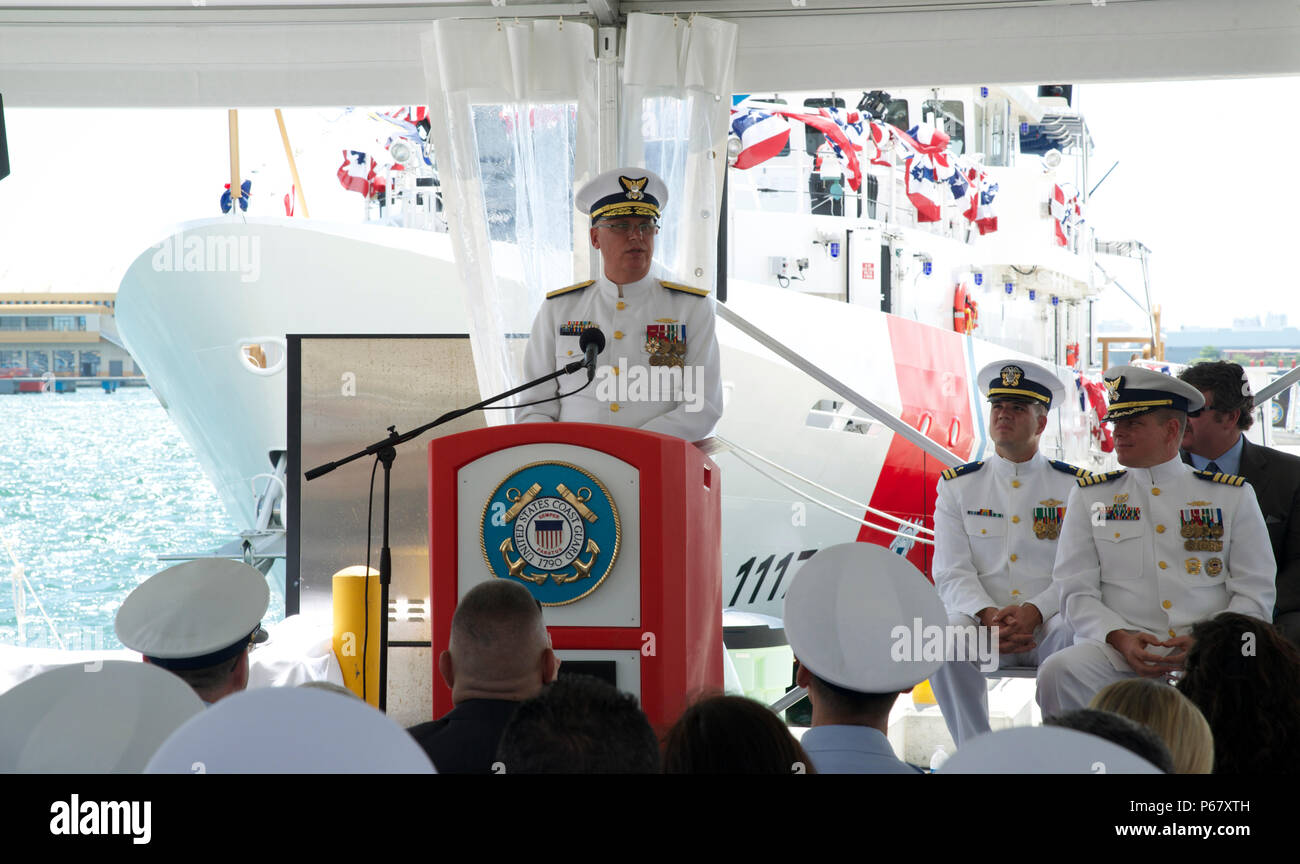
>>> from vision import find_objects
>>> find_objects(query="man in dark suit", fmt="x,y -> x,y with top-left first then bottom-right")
407,580 -> 560,772
1180,361 -> 1300,644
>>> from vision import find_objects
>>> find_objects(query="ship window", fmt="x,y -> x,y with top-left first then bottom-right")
25,316 -> 52,331
0,316 -> 20,331
53,316 -> 84,331
802,97 -> 846,156
26,351 -> 48,374
922,100 -> 965,155
0,350 -> 22,368
54,350 -> 75,372
883,99 -> 909,133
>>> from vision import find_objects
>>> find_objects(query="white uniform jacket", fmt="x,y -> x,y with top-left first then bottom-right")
932,451 -> 1088,621
516,271 -> 723,442
1053,455 -> 1276,643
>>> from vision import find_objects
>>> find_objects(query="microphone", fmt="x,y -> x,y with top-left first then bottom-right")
579,327 -> 606,382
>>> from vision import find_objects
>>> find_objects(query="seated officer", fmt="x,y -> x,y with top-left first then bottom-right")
516,166 -> 723,441
931,360 -> 1086,744
115,559 -> 269,705
1037,366 -> 1276,715
785,542 -> 946,774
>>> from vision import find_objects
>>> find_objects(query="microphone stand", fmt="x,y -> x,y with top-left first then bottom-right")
304,354 -> 593,712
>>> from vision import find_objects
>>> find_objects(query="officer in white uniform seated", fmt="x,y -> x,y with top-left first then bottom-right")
1037,365 -> 1277,715
516,167 -> 723,442
930,360 -> 1086,745
115,559 -> 270,706
784,543 -> 946,774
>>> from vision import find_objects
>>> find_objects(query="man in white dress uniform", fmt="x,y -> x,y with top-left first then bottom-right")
930,360 -> 1087,744
516,167 -> 723,442
1037,365 -> 1276,715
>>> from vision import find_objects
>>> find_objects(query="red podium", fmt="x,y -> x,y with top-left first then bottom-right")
428,422 -> 722,732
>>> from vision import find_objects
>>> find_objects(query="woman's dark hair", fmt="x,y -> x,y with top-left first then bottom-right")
663,694 -> 815,774
1176,612 -> 1300,773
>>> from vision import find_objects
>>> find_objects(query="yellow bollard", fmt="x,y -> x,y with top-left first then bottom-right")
332,566 -> 381,707
911,678 -> 937,707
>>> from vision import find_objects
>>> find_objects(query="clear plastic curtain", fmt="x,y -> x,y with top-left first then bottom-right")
421,19 -> 599,408
621,14 -> 738,292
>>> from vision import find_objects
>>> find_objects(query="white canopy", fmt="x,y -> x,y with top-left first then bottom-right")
2,0 -> 1298,107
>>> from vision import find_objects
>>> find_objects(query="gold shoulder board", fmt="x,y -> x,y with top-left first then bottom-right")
660,280 -> 710,297
546,280 -> 595,299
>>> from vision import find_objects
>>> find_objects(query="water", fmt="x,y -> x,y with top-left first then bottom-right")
0,386 -> 285,650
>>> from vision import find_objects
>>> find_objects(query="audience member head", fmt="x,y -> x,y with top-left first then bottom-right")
663,694 -> 815,774
1176,612 -> 1300,773
493,670 -> 660,769
495,675 -> 660,773
115,559 -> 269,704
1090,679 -> 1213,774
784,543 -> 946,730
439,579 -> 559,704
1179,361 -> 1254,431
1044,709 -> 1175,774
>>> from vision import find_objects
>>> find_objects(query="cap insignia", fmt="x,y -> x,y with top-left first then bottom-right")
619,175 -> 648,201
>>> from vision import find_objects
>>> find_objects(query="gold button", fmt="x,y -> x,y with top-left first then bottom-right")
567,350 -> 574,356
1152,488 -> 1161,496
616,301 -> 626,310
612,366 -> 620,376
614,330 -> 624,339
1169,629 -> 1177,638
1159,561 -> 1168,569
1011,589 -> 1021,596
610,403 -> 620,412
1009,554 -> 1018,562
1011,480 -> 1021,488
1114,532 -> 1121,539
1163,600 -> 1172,609
1156,524 -> 1166,534
981,529 -> 987,535
1011,515 -> 1021,524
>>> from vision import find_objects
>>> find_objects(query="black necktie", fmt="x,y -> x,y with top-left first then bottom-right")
1206,461 -> 1222,475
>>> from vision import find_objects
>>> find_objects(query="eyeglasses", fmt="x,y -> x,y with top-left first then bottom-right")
598,220 -> 659,238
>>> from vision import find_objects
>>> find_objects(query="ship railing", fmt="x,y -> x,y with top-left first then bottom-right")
2,526 -> 65,649
717,302 -> 963,468
711,434 -> 934,547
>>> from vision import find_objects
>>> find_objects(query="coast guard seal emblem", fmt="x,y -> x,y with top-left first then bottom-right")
481,461 -> 621,606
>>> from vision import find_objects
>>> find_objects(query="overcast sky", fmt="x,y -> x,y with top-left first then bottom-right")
2,77 -> 1297,332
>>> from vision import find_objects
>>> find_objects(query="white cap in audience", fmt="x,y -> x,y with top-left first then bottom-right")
116,559 -> 269,670
0,660 -> 203,772
784,542 -> 947,693
145,687 -> 436,773
939,726 -> 1164,774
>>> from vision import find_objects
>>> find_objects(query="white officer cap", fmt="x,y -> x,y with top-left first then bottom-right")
115,559 -> 269,671
939,726 -> 1164,774
144,687 -> 436,773
784,542 -> 947,694
0,660 -> 203,772
576,167 -> 669,222
1102,364 -> 1206,420
978,359 -> 1066,410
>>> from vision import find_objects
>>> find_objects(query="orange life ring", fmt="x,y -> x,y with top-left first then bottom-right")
953,285 -> 978,334
953,286 -> 970,332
